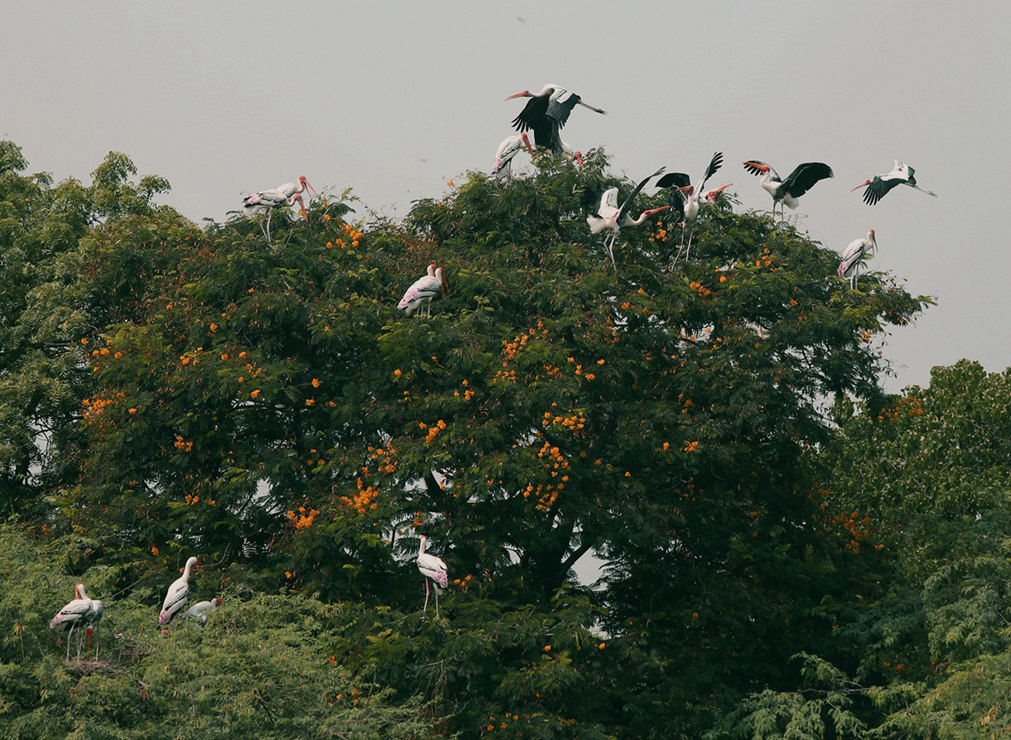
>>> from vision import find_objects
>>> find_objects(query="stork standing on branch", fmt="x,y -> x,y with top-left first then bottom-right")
587,168 -> 670,270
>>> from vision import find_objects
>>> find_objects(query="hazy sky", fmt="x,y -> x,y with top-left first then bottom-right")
6,2 -> 1009,393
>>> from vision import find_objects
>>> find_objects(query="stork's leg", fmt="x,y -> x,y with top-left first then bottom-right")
265,209 -> 273,245
604,233 -> 617,271
434,588 -> 440,618
422,579 -> 430,613
65,624 -> 74,661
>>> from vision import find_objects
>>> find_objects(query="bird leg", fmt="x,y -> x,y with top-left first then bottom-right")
604,233 -> 618,271
434,587 -> 440,618
422,579 -> 430,613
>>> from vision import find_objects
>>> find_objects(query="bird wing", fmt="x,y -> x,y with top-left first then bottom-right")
160,578 -> 189,624
779,162 -> 833,198
511,94 -> 550,134
837,239 -> 867,277
50,598 -> 91,630
862,175 -> 902,205
655,172 -> 691,219
593,187 -> 620,219
617,168 -> 665,224
546,87 -> 579,128
493,135 -> 523,173
699,151 -> 724,190
742,160 -> 780,182
398,276 -> 442,309
418,553 -> 449,587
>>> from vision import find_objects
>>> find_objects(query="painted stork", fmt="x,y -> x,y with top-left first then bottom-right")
656,152 -> 726,260
417,535 -> 449,616
159,556 -> 198,627
852,160 -> 937,205
587,168 -> 670,270
242,175 -> 317,242
182,597 -> 222,626
742,160 -> 833,216
492,133 -> 535,181
398,265 -> 449,317
838,229 -> 877,289
506,84 -> 605,156
50,583 -> 94,660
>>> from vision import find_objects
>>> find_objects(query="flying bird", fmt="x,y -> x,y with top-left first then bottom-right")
181,597 -> 222,626
242,175 -> 317,243
742,160 -> 833,216
852,160 -> 937,205
159,556 -> 198,627
837,229 -> 877,289
587,168 -> 670,269
492,133 -> 535,181
398,264 -> 449,317
417,535 -> 449,616
50,582 -> 94,660
656,152 -> 726,260
506,84 -> 605,156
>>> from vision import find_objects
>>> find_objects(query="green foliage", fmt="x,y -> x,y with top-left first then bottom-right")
1,140 -> 957,737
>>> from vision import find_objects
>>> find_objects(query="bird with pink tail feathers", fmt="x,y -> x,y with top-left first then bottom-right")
242,175 -> 317,244
398,264 -> 449,317
492,133 -> 535,182
50,582 -> 98,660
417,535 -> 449,616
159,556 -> 198,627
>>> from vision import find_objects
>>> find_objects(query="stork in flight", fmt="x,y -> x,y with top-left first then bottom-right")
742,160 -> 833,216
242,175 -> 317,243
492,133 -> 535,182
587,168 -> 670,270
398,264 -> 449,317
506,83 -> 605,158
656,152 -> 727,260
852,160 -> 937,205
837,229 -> 877,289
417,535 -> 448,616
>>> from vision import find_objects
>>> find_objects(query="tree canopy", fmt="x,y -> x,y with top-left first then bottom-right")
11,139 -> 1009,738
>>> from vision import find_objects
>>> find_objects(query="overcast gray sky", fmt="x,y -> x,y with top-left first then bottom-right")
5,1 -> 1009,393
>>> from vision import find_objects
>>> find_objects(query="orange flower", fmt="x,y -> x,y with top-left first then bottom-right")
311,378 -> 321,388
250,389 -> 261,398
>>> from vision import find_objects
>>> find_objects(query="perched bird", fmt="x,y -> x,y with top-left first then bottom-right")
242,175 -> 317,242
506,84 -> 605,156
852,160 -> 937,205
837,229 -> 878,289
742,160 -> 833,216
159,556 -> 198,627
492,133 -> 535,181
398,264 -> 449,317
181,597 -> 222,626
656,152 -> 725,259
587,168 -> 670,269
50,582 -> 93,659
417,535 -> 449,616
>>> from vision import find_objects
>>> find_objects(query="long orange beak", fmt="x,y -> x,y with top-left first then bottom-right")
505,90 -> 531,101
743,161 -> 769,173
521,133 -> 535,156
851,180 -> 871,191
643,206 -> 671,217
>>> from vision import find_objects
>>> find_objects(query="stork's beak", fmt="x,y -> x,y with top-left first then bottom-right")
505,90 -> 531,100
574,151 -> 583,167
643,206 -> 671,217
303,177 -> 318,196
294,194 -> 308,220
851,180 -> 871,191
521,133 -> 535,156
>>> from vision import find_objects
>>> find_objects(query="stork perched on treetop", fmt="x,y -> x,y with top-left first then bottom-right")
837,229 -> 878,289
852,160 -> 937,205
587,168 -> 670,270
417,535 -> 449,616
242,175 -> 317,243
398,264 -> 449,317
506,83 -> 604,159
742,160 -> 833,216
159,556 -> 198,627
492,133 -> 535,182
656,152 -> 727,260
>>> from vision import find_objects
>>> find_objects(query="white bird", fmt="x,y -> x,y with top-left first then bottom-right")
506,83 -> 605,155
181,597 -> 222,626
417,535 -> 448,616
742,160 -> 833,216
587,168 -> 670,269
656,152 -> 725,260
50,582 -> 93,659
852,160 -> 937,205
398,264 -> 449,317
837,229 -> 878,289
242,175 -> 317,243
492,133 -> 535,181
159,556 -> 198,627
